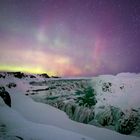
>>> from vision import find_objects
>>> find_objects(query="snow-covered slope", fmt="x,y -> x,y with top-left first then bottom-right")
0,90 -> 139,140
0,96 -> 94,140
91,73 -> 140,109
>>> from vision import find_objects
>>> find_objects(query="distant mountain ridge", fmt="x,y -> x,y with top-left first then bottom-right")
0,71 -> 61,79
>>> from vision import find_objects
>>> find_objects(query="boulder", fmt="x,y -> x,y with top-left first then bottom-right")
0,87 -> 11,107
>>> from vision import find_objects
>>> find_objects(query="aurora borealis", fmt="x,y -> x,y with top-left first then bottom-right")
0,0 -> 140,77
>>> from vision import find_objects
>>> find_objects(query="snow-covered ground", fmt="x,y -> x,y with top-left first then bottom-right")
0,92 -> 95,140
0,72 -> 140,140
91,73 -> 140,109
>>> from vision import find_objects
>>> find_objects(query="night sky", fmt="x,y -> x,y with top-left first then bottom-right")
0,0 -> 140,77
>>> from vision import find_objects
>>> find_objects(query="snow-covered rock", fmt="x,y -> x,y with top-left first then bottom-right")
115,109 -> 139,134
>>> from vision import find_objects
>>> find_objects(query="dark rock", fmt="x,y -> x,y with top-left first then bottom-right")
14,72 -> 26,78
0,74 -> 5,78
39,73 -> 50,78
51,76 -> 61,78
30,75 -> 36,78
0,87 -> 11,107
102,82 -> 112,92
120,86 -> 124,90
6,72 -> 26,79
31,87 -> 49,92
115,110 -> 138,134
15,136 -> 24,140
6,83 -> 16,88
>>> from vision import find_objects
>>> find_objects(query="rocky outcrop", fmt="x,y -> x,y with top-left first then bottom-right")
4,72 -> 26,79
39,73 -> 50,78
115,110 -> 138,134
30,75 -> 36,78
0,74 -> 5,78
6,83 -> 16,88
0,87 -> 11,107
51,76 -> 61,78
102,82 -> 112,92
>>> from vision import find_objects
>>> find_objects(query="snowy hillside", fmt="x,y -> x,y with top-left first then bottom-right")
91,73 -> 140,109
0,72 -> 140,140
0,90 -> 94,140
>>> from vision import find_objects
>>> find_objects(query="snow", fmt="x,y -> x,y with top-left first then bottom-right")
0,91 -> 139,140
0,103 -> 94,140
0,72 -> 140,140
91,73 -> 140,109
